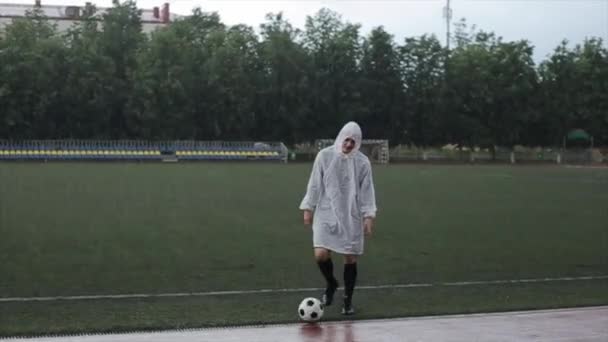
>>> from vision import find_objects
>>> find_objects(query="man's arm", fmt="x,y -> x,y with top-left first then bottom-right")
360,160 -> 377,236
299,152 -> 324,225
359,160 -> 377,218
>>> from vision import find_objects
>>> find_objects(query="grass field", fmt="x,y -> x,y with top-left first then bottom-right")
1,162 -> 607,336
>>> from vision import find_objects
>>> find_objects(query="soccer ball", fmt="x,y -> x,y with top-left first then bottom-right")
298,297 -> 324,322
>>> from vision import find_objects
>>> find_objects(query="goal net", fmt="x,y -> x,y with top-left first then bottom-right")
315,139 -> 389,164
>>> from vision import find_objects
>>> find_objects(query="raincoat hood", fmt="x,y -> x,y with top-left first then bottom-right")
334,121 -> 362,155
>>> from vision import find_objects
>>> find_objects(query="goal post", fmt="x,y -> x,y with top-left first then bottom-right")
315,139 -> 389,164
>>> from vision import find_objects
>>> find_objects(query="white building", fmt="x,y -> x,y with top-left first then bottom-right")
0,1 -> 183,34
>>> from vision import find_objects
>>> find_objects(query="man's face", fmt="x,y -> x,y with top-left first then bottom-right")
342,138 -> 356,154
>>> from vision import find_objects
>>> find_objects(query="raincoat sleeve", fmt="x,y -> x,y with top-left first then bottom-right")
299,152 -> 324,211
359,161 -> 377,218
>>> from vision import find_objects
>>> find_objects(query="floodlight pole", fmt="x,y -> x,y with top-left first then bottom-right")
444,0 -> 452,50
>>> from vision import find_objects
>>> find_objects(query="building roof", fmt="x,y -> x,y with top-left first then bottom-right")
0,2 -> 184,23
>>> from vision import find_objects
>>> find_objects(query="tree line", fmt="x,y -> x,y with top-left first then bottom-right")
1,1 -> 606,147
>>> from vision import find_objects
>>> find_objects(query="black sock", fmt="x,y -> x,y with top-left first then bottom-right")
343,263 -> 357,301
317,259 -> 338,287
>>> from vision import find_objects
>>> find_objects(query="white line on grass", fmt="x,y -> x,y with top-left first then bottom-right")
1,275 -> 607,303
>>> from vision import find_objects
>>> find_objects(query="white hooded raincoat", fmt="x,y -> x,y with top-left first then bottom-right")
299,122 -> 377,255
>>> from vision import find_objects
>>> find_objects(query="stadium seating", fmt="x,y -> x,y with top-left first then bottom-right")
0,140 -> 287,162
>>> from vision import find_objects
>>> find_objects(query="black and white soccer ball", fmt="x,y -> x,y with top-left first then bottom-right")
298,297 -> 324,322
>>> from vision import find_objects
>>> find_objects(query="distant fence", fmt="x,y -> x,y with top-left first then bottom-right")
389,146 -> 606,165
0,140 -> 289,162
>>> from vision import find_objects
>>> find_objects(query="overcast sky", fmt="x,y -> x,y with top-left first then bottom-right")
7,0 -> 608,62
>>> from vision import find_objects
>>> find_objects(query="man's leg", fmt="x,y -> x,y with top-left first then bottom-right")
315,248 -> 338,306
342,255 -> 357,315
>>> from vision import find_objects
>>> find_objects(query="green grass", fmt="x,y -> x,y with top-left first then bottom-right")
1,163 -> 607,336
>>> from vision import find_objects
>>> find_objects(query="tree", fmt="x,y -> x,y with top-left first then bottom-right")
0,7 -> 67,139
303,8 -> 363,139
359,27 -> 404,143
538,38 -> 608,146
444,21 -> 537,153
399,34 -> 446,146
258,13 -> 311,143
100,0 -> 145,138
129,9 -> 227,139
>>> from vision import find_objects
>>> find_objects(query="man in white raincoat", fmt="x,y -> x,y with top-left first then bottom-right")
299,121 -> 377,315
